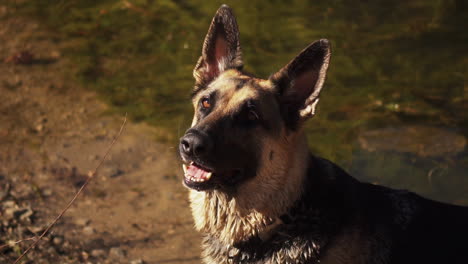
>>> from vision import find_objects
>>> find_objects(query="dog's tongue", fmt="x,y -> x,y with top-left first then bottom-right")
185,164 -> 212,181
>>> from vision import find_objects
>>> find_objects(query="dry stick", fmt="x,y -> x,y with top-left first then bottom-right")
0,237 -> 38,250
0,237 -> 38,262
12,115 -> 127,264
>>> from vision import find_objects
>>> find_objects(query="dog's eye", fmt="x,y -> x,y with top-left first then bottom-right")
247,110 -> 259,121
201,98 -> 211,109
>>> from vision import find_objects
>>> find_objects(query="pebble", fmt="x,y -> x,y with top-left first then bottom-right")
145,156 -> 156,162
17,207 -> 34,221
110,168 -> 124,178
90,249 -> 106,258
109,247 -> 126,259
47,246 -> 57,254
35,124 -> 44,132
52,235 -> 64,245
102,166 -> 124,178
75,218 -> 90,226
4,208 -> 16,220
130,259 -> 145,264
83,226 -> 95,235
88,154 -> 100,161
81,251 -> 89,260
50,50 -> 61,59
38,117 -> 48,124
3,200 -> 16,208
42,188 -> 53,197
28,225 -> 45,234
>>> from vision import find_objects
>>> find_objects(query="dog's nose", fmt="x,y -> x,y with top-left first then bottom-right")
180,132 -> 212,157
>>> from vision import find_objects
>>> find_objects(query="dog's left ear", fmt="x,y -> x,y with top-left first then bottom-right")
270,39 -> 331,126
193,5 -> 243,88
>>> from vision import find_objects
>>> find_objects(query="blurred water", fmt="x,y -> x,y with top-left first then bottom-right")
11,0 -> 467,203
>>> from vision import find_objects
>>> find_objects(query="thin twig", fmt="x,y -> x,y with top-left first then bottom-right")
0,237 -> 38,250
12,114 -> 127,264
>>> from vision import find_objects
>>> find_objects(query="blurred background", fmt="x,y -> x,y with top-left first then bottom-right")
0,0 -> 466,263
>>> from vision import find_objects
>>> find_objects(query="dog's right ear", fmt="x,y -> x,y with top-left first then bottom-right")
193,5 -> 243,90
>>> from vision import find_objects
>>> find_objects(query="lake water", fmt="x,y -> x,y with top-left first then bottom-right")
12,0 -> 467,204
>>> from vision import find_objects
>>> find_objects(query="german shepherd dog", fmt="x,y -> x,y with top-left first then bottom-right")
179,5 -> 468,264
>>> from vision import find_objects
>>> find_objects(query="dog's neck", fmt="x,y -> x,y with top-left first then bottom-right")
189,131 -> 310,245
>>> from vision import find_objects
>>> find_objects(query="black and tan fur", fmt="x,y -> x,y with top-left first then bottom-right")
179,5 -> 468,264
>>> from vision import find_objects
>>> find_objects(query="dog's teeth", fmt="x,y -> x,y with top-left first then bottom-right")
182,164 -> 187,173
190,161 -> 194,165
205,172 -> 212,179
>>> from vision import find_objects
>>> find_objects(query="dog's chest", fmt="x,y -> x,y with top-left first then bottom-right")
201,223 -> 325,264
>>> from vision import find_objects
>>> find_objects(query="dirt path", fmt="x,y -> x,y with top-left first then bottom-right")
0,8 -> 200,264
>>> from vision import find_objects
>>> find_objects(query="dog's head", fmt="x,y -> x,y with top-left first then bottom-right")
179,5 -> 331,195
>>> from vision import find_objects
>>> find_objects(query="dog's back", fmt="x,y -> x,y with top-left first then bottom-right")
314,157 -> 468,264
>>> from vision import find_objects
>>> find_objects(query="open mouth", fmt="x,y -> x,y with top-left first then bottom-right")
182,162 -> 214,190
181,160 -> 247,191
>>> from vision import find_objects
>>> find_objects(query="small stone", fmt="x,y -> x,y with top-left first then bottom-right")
50,50 -> 61,59
145,156 -> 156,162
75,218 -> 90,226
102,166 -> 124,178
35,124 -> 44,132
52,235 -> 64,245
47,246 -> 56,254
16,207 -> 34,221
28,225 -> 45,234
88,155 -> 100,161
111,169 -> 124,178
63,241 -> 70,248
109,247 -> 126,259
4,207 -> 29,221
42,188 -> 53,197
3,200 -> 16,208
62,112 -> 72,120
130,259 -> 145,264
83,226 -> 95,235
90,249 -> 106,258
81,251 -> 89,260
4,208 -> 15,220
38,117 -> 48,124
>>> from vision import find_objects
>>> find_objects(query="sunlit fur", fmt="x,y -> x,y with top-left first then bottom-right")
189,129 -> 308,245
182,5 -> 468,264
189,70 -> 310,246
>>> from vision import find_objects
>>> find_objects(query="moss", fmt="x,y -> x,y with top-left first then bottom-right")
7,0 -> 468,202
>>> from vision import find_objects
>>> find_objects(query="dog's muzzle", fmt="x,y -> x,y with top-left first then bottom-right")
179,129 -> 216,190
179,129 -> 213,159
